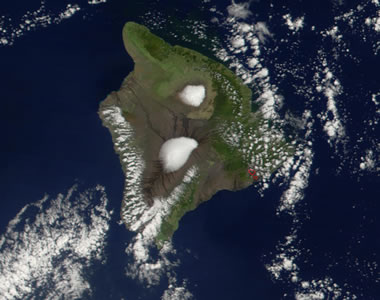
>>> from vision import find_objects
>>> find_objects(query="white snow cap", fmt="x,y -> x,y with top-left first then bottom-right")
179,85 -> 206,107
159,137 -> 198,173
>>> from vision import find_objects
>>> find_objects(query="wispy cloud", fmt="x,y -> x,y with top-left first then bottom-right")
0,185 -> 113,299
227,1 -> 252,20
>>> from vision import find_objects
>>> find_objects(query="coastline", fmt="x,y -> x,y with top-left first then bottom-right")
98,22 -> 295,245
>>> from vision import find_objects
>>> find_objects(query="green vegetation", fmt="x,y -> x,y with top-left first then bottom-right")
123,21 -> 256,182
121,22 -> 294,244
123,22 -> 252,111
211,137 -> 246,177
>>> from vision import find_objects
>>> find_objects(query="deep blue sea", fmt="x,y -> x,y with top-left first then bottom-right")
1,0 -> 379,299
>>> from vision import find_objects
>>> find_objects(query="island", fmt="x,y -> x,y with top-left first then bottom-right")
99,22 -> 294,247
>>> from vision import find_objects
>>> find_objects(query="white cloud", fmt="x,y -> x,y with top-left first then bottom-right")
277,111 -> 314,214
359,149 -> 378,171
0,1 -> 108,46
283,14 -> 305,32
204,3 -> 373,299
247,57 -> 258,68
159,137 -> 198,173
314,67 -> 346,143
227,1 -> 252,19
231,35 -> 246,48
267,230 -> 354,300
88,0 -> 107,4
59,4 -> 80,19
101,105 -> 197,287
161,277 -> 193,300
125,167 -> 199,286
179,84 -> 206,107
0,185 -> 112,299
365,11 -> 380,32
100,105 -> 147,229
255,22 -> 273,44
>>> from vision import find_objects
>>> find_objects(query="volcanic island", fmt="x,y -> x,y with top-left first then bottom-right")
99,22 -> 294,247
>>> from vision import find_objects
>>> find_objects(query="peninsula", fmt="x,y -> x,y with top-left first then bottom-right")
99,22 -> 294,247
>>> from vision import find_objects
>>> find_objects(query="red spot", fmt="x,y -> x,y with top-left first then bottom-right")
248,169 -> 259,181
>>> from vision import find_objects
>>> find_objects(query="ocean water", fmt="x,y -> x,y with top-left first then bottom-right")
173,186 -> 289,299
1,0 -> 379,299
0,1 -> 132,230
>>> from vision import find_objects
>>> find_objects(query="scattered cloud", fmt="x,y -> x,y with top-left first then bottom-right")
283,14 -> 305,32
161,277 -> 193,300
0,0 -> 108,46
314,65 -> 346,144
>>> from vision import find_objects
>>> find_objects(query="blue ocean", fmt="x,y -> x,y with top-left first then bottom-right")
0,0 -> 379,299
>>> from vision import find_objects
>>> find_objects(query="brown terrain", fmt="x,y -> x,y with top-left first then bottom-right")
99,71 -> 252,207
